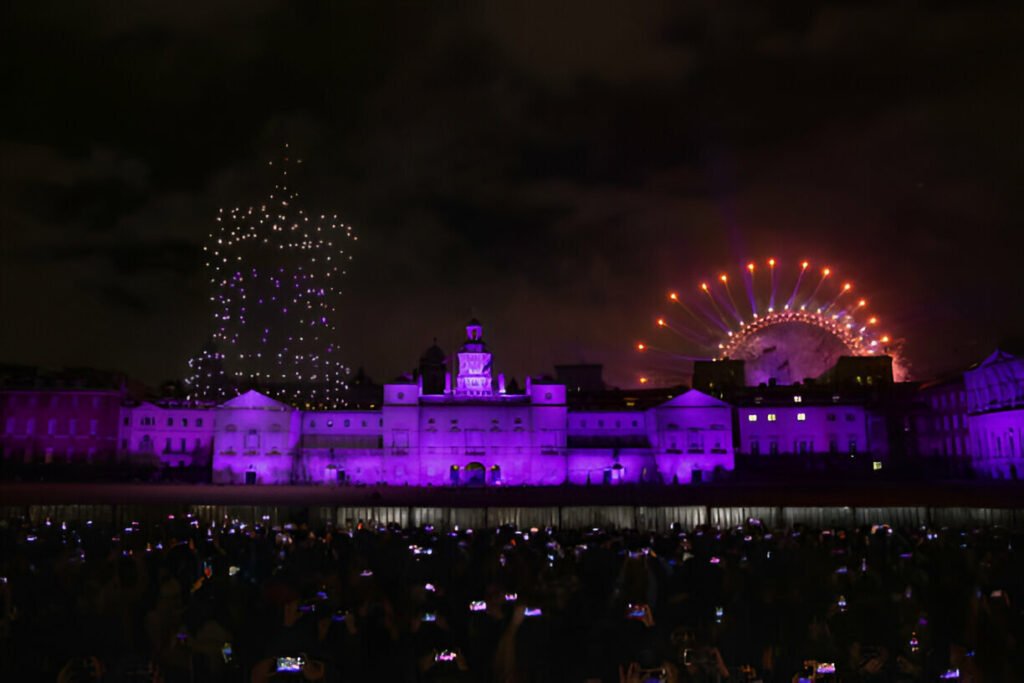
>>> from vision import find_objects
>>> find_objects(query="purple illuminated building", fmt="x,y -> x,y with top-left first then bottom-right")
2,327 -> 1022,484
963,350 -> 1024,479
122,320 -> 735,485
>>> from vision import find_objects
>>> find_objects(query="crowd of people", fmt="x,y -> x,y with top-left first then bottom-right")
0,510 -> 1020,682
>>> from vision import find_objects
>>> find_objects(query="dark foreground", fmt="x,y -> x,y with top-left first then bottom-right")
1,491 -> 1022,682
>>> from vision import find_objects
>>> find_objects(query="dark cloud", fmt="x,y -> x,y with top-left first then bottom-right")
2,1 -> 1022,387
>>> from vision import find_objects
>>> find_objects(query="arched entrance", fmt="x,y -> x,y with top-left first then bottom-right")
464,462 -> 486,486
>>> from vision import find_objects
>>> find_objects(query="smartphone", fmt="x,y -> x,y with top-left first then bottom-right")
938,669 -> 960,680
434,650 -> 457,663
228,566 -> 240,577
683,649 -> 693,665
816,662 -> 836,674
298,601 -> 317,613
504,592 -> 518,602
469,601 -> 487,612
221,643 -> 232,664
422,612 -> 437,622
714,606 -> 724,622
331,611 -> 347,623
627,604 -> 647,619
276,657 -> 304,673
639,669 -> 667,682
524,607 -> 542,617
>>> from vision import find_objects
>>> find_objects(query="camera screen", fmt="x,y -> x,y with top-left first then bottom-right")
435,650 -> 457,662
524,607 -> 542,617
276,657 -> 304,673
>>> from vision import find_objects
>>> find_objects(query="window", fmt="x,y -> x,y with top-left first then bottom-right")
167,417 -> 173,427
849,439 -> 858,454
827,414 -> 836,422
327,420 -> 334,428
123,416 -> 129,426
747,414 -> 758,422
165,438 -> 172,452
767,413 -> 777,422
361,420 -> 367,428
69,419 -> 77,435
632,420 -> 638,427
180,438 -> 186,452
309,420 -> 316,428
26,418 -> 36,435
182,418 -> 188,427
797,413 -> 807,422
197,418 -> 203,427
829,438 -> 838,453
846,414 -> 856,422
47,418 -> 57,435
793,395 -> 803,403
344,419 -> 350,428
769,440 -> 779,455
4,418 -> 14,434
750,440 -> 760,455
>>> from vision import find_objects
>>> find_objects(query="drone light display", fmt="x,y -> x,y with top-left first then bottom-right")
187,147 -> 357,408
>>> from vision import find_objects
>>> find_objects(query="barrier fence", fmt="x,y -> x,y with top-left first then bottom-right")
4,503 -> 1022,531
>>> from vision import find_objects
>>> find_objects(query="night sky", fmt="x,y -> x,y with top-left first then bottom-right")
3,2 -> 1023,390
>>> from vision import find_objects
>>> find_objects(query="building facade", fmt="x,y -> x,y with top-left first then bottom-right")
964,350 -> 1024,479
112,321 -> 736,485
6,326 -> 1022,483
1,388 -> 123,463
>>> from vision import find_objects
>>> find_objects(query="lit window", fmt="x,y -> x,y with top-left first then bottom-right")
747,414 -> 758,422
793,396 -> 803,403
767,414 -> 777,422
797,413 -> 807,421
872,461 -> 883,471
